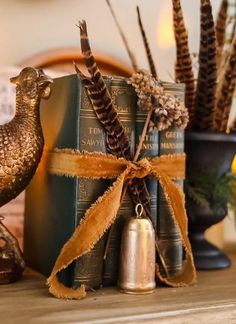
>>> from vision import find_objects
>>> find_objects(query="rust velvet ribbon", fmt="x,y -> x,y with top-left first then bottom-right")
45,149 -> 196,299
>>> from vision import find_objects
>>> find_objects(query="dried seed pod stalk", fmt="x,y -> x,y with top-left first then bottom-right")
129,70 -> 189,131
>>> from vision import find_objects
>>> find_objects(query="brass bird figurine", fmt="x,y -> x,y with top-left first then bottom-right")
0,67 -> 52,207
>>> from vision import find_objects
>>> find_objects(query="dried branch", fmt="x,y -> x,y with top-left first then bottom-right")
136,6 -> 158,79
106,0 -> 138,72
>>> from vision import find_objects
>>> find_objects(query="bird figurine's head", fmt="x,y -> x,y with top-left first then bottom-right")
10,67 -> 53,101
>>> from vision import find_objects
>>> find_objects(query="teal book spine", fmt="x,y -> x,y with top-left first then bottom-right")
73,78 -> 111,289
24,74 -> 109,289
157,82 -> 185,277
102,76 -> 135,286
135,108 -> 159,229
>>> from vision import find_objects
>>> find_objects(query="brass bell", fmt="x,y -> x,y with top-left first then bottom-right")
118,204 -> 156,294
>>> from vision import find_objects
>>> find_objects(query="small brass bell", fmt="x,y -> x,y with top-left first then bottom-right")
118,204 -> 156,294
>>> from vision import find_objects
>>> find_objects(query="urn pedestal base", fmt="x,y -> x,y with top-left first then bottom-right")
189,231 -> 231,270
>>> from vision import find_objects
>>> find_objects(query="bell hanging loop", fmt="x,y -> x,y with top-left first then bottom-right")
135,203 -> 143,218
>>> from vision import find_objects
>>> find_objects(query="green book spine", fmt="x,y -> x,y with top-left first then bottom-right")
102,76 -> 135,287
24,74 -> 109,289
157,82 -> 185,277
73,79 -> 111,289
135,108 -> 159,229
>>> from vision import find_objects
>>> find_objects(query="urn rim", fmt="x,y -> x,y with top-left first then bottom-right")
185,131 -> 236,143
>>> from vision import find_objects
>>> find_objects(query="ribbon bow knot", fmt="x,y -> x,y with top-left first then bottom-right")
127,158 -> 152,179
45,149 -> 196,300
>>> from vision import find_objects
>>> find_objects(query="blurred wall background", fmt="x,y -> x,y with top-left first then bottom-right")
0,0 -> 222,81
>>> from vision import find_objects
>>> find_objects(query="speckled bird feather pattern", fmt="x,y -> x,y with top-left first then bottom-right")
216,0 -> 228,69
0,67 -> 52,207
76,21 -> 130,159
215,32 -> 236,131
74,20 -> 151,218
172,0 -> 195,128
194,0 -> 217,131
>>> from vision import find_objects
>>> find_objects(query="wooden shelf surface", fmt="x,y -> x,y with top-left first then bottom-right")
1,253 -> 236,323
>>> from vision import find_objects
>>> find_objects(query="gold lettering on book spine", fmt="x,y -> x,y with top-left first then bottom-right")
158,127 -> 184,277
111,88 -> 131,114
74,86 -> 107,289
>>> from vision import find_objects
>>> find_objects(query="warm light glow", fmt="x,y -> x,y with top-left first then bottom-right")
232,154 -> 236,173
157,4 -> 174,49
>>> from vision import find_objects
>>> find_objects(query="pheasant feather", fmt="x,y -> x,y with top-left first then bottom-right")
74,20 -> 151,217
172,0 -> 195,128
136,6 -> 157,79
229,19 -> 236,45
215,0 -> 228,69
215,32 -> 236,131
194,0 -> 217,130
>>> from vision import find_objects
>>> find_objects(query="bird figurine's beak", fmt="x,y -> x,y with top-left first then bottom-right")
10,76 -> 19,85
39,74 -> 53,86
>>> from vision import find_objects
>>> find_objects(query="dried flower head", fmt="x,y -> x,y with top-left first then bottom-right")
128,70 -> 189,131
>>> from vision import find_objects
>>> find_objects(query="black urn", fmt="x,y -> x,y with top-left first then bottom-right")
185,131 -> 236,270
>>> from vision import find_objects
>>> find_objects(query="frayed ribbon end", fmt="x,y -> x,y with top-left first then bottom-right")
47,275 -> 87,300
